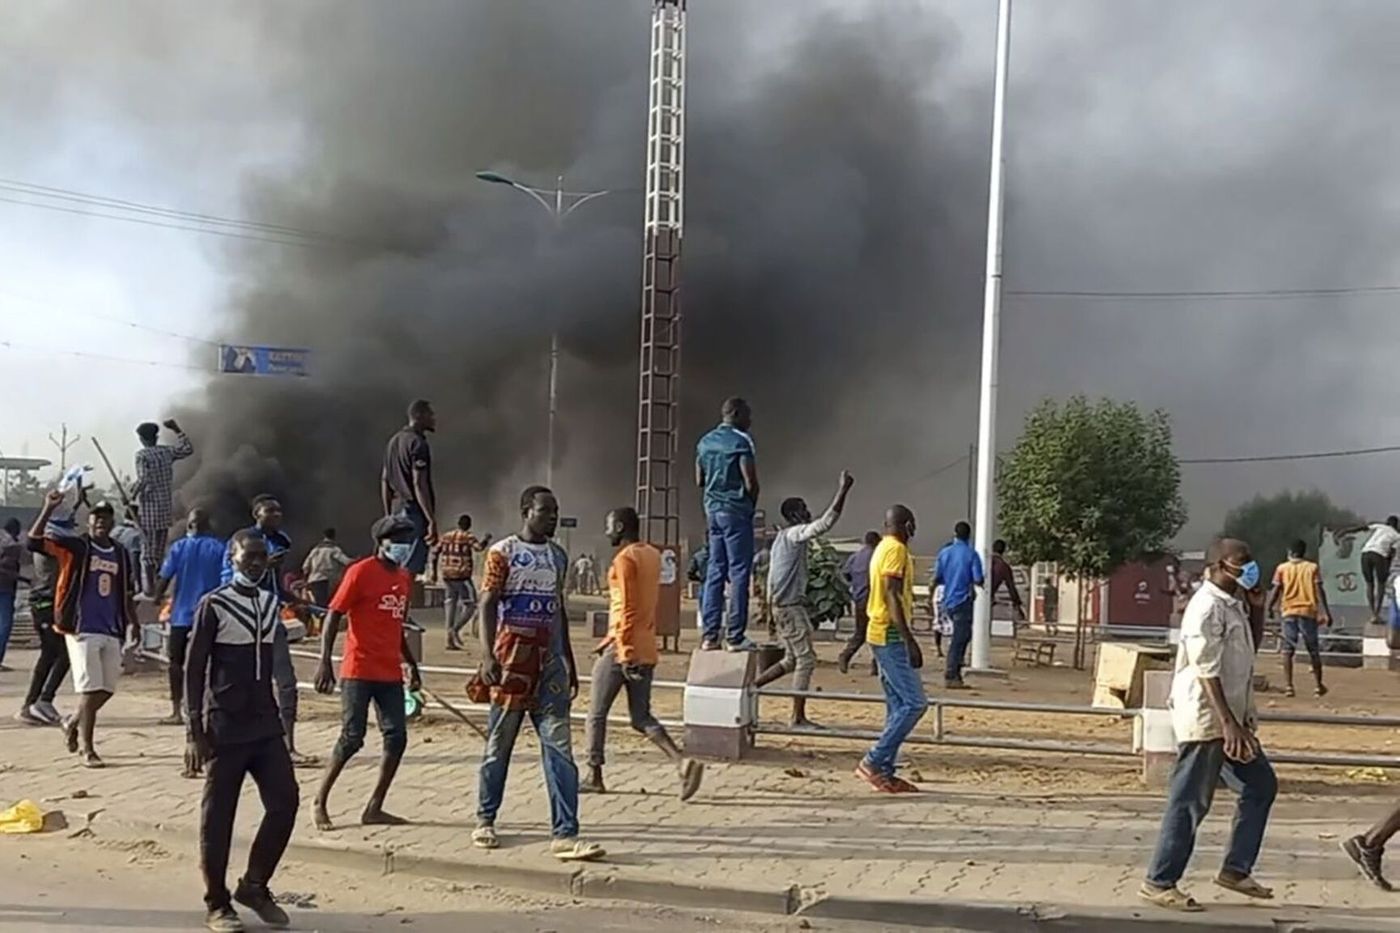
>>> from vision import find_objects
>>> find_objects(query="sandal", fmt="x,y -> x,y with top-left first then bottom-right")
679,759 -> 705,803
550,838 -> 606,862
1214,873 -> 1273,900
471,825 -> 499,850
1315,684 -> 1329,698
82,751 -> 106,770
1283,686 -> 1296,698
1138,883 -> 1203,912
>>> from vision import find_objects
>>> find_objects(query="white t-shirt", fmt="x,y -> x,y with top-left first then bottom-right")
1362,523 -> 1400,557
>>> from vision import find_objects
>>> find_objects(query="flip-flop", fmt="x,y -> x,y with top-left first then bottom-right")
550,838 -> 606,862
1138,883 -> 1203,912
63,717 -> 79,754
82,751 -> 106,770
1214,874 -> 1273,900
471,826 -> 499,850
680,759 -> 705,802
1283,686 -> 1296,697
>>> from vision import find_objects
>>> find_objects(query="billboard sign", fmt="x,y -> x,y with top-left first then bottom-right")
218,345 -> 310,377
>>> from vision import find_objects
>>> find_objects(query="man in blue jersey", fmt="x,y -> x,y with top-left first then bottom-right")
154,508 -> 226,740
933,522 -> 985,689
695,397 -> 760,651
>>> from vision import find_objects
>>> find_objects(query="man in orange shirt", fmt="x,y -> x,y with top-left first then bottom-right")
436,514 -> 489,650
582,507 -> 703,800
1267,539 -> 1331,698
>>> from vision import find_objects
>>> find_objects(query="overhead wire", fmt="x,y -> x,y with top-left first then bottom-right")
0,286 -> 221,348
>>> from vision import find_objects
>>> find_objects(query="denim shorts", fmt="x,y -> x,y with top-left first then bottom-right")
1281,616 -> 1320,653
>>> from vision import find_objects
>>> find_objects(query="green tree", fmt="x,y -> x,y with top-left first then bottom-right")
1221,489 -> 1361,583
998,396 -> 1187,667
804,539 -> 851,626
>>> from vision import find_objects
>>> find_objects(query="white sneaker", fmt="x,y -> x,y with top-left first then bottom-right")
32,701 -> 62,725
14,706 -> 45,726
724,638 -> 759,652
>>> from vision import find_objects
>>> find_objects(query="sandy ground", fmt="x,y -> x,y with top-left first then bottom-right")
0,833 -> 936,933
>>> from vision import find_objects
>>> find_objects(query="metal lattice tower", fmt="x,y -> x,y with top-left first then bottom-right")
635,0 -> 686,552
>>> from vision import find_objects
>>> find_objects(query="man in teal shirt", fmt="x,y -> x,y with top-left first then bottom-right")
695,397 -> 759,651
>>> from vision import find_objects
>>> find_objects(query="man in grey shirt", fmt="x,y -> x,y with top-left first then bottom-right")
753,471 -> 854,729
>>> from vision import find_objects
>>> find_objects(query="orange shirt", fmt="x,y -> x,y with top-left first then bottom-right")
437,530 -> 481,581
1272,558 -> 1321,618
601,542 -> 661,666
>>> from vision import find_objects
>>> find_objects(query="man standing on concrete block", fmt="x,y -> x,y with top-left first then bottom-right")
471,486 -> 603,862
753,471 -> 854,729
856,505 -> 927,794
1267,539 -> 1331,699
1335,516 -> 1400,624
695,397 -> 760,652
381,399 -> 438,578
1140,537 -> 1277,912
133,418 -> 194,596
582,506 -> 703,800
933,521 -> 984,690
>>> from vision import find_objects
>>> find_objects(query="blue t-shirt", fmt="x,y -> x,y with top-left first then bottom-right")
934,539 -> 985,610
78,543 -> 124,637
696,424 -> 757,518
161,533 -> 228,628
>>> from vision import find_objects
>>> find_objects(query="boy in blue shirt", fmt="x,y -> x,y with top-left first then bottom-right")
155,508 -> 226,737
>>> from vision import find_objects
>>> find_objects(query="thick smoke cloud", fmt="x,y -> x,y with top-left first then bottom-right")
5,1 -> 1400,551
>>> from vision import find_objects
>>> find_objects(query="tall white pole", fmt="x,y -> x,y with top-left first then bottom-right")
971,0 -> 1013,672
546,330 -> 559,489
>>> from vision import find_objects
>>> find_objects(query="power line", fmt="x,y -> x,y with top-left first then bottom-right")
0,287 -> 221,348
0,339 -> 208,372
913,452 -> 971,484
1006,285 -> 1400,301
1180,444 -> 1400,465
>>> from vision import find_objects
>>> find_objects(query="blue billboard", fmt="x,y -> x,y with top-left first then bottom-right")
218,345 -> 310,377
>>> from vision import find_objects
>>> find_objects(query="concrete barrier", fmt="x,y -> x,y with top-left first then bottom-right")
1138,670 -> 1176,789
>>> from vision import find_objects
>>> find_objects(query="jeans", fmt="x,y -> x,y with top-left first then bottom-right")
945,600 -> 974,683
476,657 -> 579,838
0,588 -> 15,666
585,651 -> 665,768
333,678 -> 408,761
1281,616 -> 1321,659
444,579 -> 477,640
1145,739 -> 1278,888
395,502 -> 430,576
701,510 -> 754,645
200,735 -> 300,911
24,604 -> 68,707
864,641 -> 928,777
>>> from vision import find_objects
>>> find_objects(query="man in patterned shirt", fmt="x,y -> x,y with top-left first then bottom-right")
133,418 -> 194,595
470,485 -> 602,862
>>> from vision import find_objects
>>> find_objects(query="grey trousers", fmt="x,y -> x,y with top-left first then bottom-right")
585,651 -> 666,768
272,623 -> 298,736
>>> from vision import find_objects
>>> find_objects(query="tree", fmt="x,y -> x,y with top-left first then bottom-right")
998,396 -> 1187,668
1221,489 -> 1361,583
805,539 -> 851,626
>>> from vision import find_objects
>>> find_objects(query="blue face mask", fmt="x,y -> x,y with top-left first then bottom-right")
382,542 -> 413,567
1232,560 -> 1261,591
232,569 -> 264,588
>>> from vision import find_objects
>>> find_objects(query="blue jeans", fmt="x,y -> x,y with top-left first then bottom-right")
864,641 -> 929,776
0,588 -> 15,666
701,510 -> 754,645
1145,739 -> 1278,888
333,678 -> 408,762
945,600 -> 974,683
395,502 -> 430,576
476,657 -> 580,838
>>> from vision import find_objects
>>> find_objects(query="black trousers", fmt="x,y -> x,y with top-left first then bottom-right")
168,627 -> 190,705
307,579 -> 331,609
838,602 -> 870,664
23,605 -> 69,707
200,734 -> 300,910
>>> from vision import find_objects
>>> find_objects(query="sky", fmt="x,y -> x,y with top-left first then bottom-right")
1,0 -> 1398,547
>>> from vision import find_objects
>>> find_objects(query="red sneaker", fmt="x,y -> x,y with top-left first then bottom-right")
887,775 -> 921,793
854,760 -> 899,793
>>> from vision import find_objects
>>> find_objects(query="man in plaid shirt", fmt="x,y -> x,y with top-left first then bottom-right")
133,419 -> 194,595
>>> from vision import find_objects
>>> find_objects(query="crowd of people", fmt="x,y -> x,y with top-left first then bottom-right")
4,395 -> 1399,928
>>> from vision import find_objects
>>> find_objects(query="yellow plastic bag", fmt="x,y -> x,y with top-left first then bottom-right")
0,800 -> 46,834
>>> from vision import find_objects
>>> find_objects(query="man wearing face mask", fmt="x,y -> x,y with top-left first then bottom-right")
154,508 -> 227,738
311,516 -> 422,831
1141,538 -> 1277,912
223,495 -> 315,766
185,530 -> 299,933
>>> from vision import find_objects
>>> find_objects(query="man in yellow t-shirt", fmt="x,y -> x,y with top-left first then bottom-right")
1266,539 -> 1331,698
856,504 -> 928,794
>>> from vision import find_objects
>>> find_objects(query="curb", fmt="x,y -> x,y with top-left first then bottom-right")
104,816 -> 1394,933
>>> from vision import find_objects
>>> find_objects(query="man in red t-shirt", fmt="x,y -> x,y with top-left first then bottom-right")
311,516 -> 422,831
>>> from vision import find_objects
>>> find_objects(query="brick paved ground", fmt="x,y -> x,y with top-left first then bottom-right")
1,651 -> 1397,929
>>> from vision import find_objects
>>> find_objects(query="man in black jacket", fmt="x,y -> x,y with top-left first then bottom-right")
186,530 -> 300,932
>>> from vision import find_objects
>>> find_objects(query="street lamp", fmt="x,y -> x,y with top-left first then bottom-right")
475,170 -> 613,488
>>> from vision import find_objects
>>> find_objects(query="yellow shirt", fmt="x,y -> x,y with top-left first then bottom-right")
1273,558 -> 1320,618
866,536 -> 914,645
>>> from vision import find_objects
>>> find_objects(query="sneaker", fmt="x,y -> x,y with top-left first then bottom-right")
854,759 -> 899,793
699,638 -> 721,651
1342,835 -> 1394,891
205,906 -> 245,932
233,880 -> 290,928
724,638 -> 758,652
14,705 -> 45,726
32,701 -> 62,725
837,654 -> 851,674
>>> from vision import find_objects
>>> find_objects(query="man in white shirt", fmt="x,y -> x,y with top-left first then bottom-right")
1140,537 -> 1277,912
1337,517 -> 1400,623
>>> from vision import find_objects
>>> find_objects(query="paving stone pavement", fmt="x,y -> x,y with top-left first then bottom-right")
1,656 -> 1398,927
